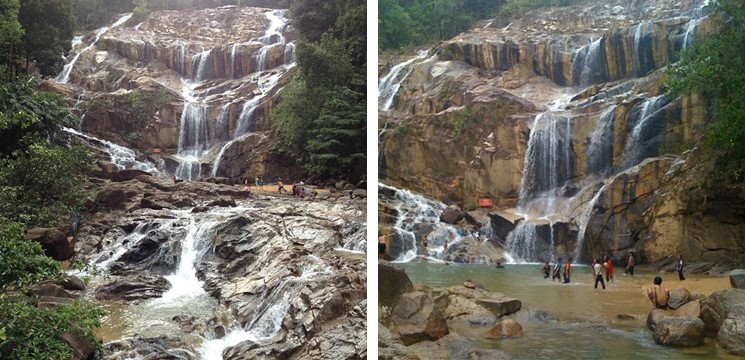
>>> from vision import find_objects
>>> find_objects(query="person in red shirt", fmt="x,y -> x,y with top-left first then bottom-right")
563,257 -> 572,283
604,255 -> 615,283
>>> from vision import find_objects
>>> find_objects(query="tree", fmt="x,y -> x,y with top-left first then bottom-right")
306,85 -> 366,179
18,0 -> 75,76
0,0 -> 23,76
274,0 -> 366,181
666,0 -> 745,182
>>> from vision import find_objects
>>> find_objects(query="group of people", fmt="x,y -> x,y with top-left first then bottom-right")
541,254 -> 686,292
542,257 -> 574,283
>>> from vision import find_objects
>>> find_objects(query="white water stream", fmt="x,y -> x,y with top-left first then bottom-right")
56,13 -> 133,84
378,50 -> 432,111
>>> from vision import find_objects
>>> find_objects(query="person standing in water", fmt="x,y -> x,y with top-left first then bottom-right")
563,257 -> 572,283
625,253 -> 636,275
676,255 -> 685,280
552,257 -> 563,282
647,276 -> 670,309
543,261 -> 551,279
604,255 -> 615,282
593,258 -> 606,289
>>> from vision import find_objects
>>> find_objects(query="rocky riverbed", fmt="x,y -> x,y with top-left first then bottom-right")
64,172 -> 367,359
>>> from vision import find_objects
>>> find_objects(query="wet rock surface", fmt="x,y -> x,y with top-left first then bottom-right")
72,174 -> 366,358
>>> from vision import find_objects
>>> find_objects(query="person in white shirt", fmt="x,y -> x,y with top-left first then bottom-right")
593,258 -> 606,289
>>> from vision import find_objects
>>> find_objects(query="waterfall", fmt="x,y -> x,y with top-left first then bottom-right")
175,93 -> 209,181
284,42 -> 296,64
229,44 -> 238,79
56,13 -> 133,83
214,104 -> 231,143
93,223 -> 152,272
518,112 -> 574,209
197,253 -> 332,359
380,183 -> 465,262
504,222 -> 539,262
63,127 -> 159,173
254,9 -> 288,72
211,10 -> 293,177
378,50 -> 431,111
572,38 -> 604,86
154,215 -> 217,303
632,22 -> 646,76
211,140 -> 233,178
192,49 -> 212,82
682,0 -> 712,49
621,95 -> 669,168
587,106 -> 616,176
573,183 -> 608,261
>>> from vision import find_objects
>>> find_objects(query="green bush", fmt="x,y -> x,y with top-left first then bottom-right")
0,140 -> 93,227
666,0 -> 745,183
0,295 -> 105,360
0,222 -> 61,290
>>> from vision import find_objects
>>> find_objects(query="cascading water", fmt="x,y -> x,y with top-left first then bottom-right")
175,83 -> 209,181
572,38 -> 604,86
56,13 -> 133,84
63,127 -> 159,173
378,50 -> 431,111
380,183 -> 464,262
197,248 -> 334,359
586,106 -> 617,176
506,99 -> 575,262
621,95 -> 669,168
682,0 -> 712,49
210,10 -> 295,177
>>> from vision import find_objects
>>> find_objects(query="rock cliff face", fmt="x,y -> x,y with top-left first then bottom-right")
52,5 -> 298,181
380,0 -> 745,266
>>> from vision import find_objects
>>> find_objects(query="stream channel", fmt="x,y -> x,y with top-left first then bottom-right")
399,262 -> 738,359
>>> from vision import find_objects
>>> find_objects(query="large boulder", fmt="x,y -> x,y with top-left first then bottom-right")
647,309 -> 668,330
673,300 -> 701,318
485,319 -> 523,339
701,289 -> 745,337
389,291 -> 449,345
444,294 -> 497,329
25,228 -> 74,261
27,282 -> 75,299
653,316 -> 705,346
730,269 -> 745,289
379,263 -> 414,311
668,288 -> 691,310
94,275 -> 170,301
476,296 -> 522,318
440,205 -> 465,224
717,305 -> 745,356
61,329 -> 96,360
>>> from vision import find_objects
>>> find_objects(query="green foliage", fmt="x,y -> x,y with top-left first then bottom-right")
392,122 -> 411,140
666,0 -> 745,182
18,0 -> 75,76
0,294 -> 105,360
305,86 -> 366,179
127,89 -> 172,122
0,0 -> 23,46
449,105 -> 476,138
0,76 -> 77,155
274,0 -> 366,181
0,140 -> 93,226
464,199 -> 477,211
72,0 -> 134,30
0,222 -> 62,290
379,0 -> 506,51
499,0 -> 586,16
0,74 -> 92,226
